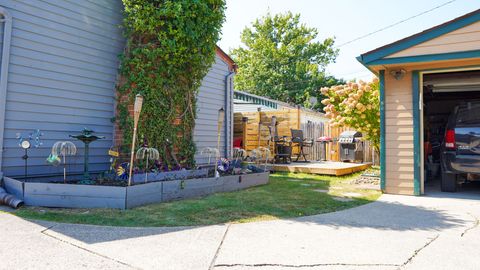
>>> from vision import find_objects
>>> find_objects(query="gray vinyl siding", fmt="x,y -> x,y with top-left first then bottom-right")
1,0 -> 124,177
194,55 -> 233,164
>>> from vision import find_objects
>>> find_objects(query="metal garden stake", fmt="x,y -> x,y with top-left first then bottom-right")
128,94 -> 143,186
16,129 -> 43,183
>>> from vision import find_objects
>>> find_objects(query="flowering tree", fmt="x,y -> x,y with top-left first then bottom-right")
320,79 -> 380,153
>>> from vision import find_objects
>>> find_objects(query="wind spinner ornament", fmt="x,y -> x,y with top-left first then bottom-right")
217,158 -> 230,173
16,129 -> 44,182
136,146 -> 160,183
116,162 -> 129,180
200,147 -> 219,165
51,141 -> 77,183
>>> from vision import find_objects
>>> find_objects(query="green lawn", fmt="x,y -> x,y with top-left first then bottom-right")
12,172 -> 381,227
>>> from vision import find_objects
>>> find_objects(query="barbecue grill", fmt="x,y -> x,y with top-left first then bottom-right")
338,131 -> 364,163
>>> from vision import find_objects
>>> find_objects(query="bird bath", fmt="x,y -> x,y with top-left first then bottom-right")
70,128 -> 104,184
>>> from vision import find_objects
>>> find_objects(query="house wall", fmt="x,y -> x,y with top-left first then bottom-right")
194,55 -> 234,164
384,72 -> 415,195
387,21 -> 480,58
0,1 -> 125,177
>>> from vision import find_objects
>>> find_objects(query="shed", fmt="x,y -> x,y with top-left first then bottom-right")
0,1 -> 235,178
358,9 -> 480,195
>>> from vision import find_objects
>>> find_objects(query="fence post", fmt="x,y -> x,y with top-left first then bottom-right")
242,116 -> 248,151
257,107 -> 262,149
296,105 -> 301,129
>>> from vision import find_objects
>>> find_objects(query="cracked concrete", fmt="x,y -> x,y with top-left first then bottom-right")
1,187 -> 480,270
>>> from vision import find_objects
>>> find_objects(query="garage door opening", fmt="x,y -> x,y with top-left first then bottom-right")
422,69 -> 480,194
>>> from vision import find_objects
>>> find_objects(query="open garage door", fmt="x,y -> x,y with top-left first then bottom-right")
422,69 -> 480,194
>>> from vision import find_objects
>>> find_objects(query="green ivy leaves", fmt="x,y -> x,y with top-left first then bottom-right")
117,0 -> 226,168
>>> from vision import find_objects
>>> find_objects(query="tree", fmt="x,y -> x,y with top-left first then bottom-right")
320,79 -> 380,152
231,12 -> 342,110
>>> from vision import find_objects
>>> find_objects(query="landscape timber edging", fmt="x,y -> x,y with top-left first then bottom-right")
2,172 -> 270,209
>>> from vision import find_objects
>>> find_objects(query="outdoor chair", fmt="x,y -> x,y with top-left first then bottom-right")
268,116 -> 292,164
291,129 -> 314,162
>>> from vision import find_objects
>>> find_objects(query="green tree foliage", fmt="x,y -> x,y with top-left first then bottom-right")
117,0 -> 226,168
231,12 -> 342,110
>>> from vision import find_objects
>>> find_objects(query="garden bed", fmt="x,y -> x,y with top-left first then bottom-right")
2,172 -> 270,209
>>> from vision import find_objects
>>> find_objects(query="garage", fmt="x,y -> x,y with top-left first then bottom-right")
357,9 -> 480,195
422,70 -> 480,193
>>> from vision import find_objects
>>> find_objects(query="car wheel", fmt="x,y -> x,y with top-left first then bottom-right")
441,172 -> 457,192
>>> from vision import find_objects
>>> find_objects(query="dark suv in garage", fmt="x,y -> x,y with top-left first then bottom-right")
441,101 -> 480,192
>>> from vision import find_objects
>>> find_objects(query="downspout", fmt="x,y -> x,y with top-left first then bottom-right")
0,7 -> 12,172
224,72 -> 235,158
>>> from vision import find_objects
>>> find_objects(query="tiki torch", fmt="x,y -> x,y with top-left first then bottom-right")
128,94 -> 143,186
215,107 -> 225,178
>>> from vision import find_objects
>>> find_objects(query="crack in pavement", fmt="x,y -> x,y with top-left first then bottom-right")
399,234 -> 439,269
41,226 -> 141,270
214,263 -> 400,268
461,213 -> 479,237
209,224 -> 232,270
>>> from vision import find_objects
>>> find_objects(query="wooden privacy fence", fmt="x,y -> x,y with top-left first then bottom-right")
234,109 -> 377,163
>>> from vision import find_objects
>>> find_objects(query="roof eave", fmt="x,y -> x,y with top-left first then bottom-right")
359,8 -> 480,66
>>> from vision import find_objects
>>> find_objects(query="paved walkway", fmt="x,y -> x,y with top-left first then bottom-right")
1,186 -> 480,270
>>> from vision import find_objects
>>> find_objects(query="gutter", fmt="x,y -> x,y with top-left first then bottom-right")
356,55 -> 379,76
224,72 -> 235,158
0,7 -> 12,172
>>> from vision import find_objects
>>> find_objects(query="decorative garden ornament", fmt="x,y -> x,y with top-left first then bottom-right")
108,147 -> 120,173
128,94 -> 144,186
215,108 -> 225,178
251,147 -> 271,171
69,128 -> 104,184
232,148 -> 247,174
135,146 -> 160,183
51,141 -> 77,183
16,129 -> 44,183
217,158 -> 230,173
46,154 -> 61,167
200,147 -> 220,165
257,147 -> 271,171
116,162 -> 129,180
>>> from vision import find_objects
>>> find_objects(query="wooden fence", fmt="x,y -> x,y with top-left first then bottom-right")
234,109 -> 377,163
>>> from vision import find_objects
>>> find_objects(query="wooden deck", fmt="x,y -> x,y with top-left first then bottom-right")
272,161 -> 371,176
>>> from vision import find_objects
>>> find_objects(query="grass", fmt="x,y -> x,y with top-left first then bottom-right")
12,172 -> 381,227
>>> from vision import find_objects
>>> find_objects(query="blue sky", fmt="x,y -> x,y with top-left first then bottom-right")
218,0 -> 479,81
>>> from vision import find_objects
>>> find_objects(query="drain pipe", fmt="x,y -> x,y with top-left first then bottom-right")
0,187 -> 23,208
0,7 -> 13,171
224,72 -> 235,158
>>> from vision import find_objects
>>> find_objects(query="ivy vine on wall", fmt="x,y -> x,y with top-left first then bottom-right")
117,0 -> 226,168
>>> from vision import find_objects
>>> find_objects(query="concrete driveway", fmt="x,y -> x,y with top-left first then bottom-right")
1,187 -> 479,270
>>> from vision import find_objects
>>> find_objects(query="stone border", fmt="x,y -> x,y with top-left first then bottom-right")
2,172 -> 270,209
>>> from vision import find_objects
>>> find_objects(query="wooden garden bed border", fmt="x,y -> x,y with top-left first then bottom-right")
2,172 -> 269,209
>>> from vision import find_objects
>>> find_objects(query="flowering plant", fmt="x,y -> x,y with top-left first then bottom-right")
320,79 -> 380,152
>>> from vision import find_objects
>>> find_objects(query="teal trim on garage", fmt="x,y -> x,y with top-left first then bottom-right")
412,71 -> 421,196
379,70 -> 386,192
365,50 -> 480,66
358,9 -> 480,64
